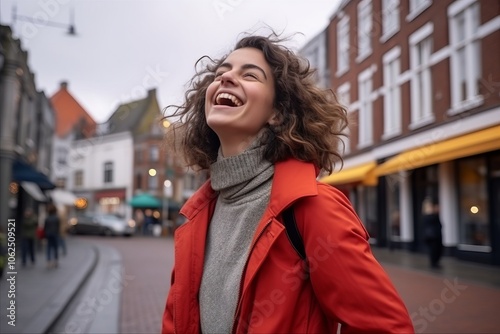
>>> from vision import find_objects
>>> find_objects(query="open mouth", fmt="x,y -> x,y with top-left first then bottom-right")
215,93 -> 243,107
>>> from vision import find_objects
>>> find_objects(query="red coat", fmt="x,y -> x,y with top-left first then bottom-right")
162,159 -> 414,333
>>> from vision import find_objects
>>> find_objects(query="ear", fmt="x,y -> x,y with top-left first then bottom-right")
267,110 -> 280,125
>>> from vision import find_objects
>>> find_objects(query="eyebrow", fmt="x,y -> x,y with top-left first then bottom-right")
218,62 -> 268,80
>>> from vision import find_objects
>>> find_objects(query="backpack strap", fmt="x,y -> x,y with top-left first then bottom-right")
282,206 -> 306,260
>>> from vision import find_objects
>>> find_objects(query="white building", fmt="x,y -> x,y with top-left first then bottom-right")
68,131 -> 134,220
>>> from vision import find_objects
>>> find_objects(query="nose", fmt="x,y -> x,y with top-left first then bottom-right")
220,71 -> 236,86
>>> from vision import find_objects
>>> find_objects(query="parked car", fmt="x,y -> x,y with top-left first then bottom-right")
68,214 -> 136,237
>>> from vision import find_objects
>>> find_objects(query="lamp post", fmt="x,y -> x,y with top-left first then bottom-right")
163,179 -> 172,234
161,118 -> 172,234
11,4 -> 77,36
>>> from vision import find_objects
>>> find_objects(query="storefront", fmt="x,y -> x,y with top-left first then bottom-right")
94,188 -> 127,217
455,151 -> 500,265
375,125 -> 500,265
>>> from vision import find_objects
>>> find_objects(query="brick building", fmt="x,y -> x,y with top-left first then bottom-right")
313,0 -> 500,265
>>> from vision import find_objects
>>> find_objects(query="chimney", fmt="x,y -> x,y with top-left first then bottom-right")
60,81 -> 68,89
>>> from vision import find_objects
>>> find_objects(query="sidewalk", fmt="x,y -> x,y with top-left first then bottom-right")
1,236 -> 499,334
0,237 -> 97,334
371,246 -> 500,289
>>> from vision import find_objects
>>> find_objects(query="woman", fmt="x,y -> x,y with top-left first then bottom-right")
162,33 -> 414,333
44,203 -> 60,269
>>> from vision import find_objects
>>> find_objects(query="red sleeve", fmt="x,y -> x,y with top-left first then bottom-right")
296,184 -> 414,333
161,268 -> 175,334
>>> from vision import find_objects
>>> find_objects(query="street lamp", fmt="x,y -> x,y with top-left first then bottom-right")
11,4 -> 77,36
163,179 -> 172,234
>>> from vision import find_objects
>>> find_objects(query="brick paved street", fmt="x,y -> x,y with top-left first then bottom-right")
89,235 -> 174,334
384,265 -> 500,333
87,235 -> 500,333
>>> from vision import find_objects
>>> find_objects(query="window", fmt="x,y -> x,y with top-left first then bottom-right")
56,177 -> 66,188
135,148 -> 142,162
407,0 -> 432,21
448,1 -> 481,113
136,173 -> 143,190
409,24 -> 434,128
337,83 -> 351,155
383,47 -> 402,138
306,48 -> 320,71
57,147 -> 68,165
381,0 -> 399,41
457,156 -> 491,252
104,162 -> 113,184
74,170 -> 83,188
184,173 -> 196,191
341,125 -> 351,156
150,145 -> 159,162
358,69 -> 374,148
386,177 -> 401,240
337,16 -> 350,75
356,186 -> 378,241
357,0 -> 372,62
337,82 -> 351,107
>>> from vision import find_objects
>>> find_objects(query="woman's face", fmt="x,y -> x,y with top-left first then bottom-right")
205,47 -> 276,152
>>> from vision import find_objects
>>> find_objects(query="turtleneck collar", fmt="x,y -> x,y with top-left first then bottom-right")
209,141 -> 274,202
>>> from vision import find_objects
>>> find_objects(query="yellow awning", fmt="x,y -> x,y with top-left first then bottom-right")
320,161 -> 377,186
375,125 -> 500,176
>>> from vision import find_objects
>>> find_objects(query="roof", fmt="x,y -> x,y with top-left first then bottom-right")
106,88 -> 161,136
50,82 -> 97,138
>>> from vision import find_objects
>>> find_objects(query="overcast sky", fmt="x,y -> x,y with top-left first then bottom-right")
1,0 -> 341,123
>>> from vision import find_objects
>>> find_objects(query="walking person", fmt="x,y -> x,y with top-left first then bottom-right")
143,209 -> 154,236
161,33 -> 413,333
44,203 -> 60,269
57,205 -> 68,256
422,197 -> 443,269
21,208 -> 37,267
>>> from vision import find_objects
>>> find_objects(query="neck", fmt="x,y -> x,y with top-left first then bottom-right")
218,135 -> 258,157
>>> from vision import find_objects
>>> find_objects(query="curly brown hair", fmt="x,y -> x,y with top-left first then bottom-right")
165,32 -> 348,174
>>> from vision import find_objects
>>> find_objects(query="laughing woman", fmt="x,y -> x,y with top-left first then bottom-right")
162,33 -> 414,334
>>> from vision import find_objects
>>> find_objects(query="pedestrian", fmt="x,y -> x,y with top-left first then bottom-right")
161,33 -> 414,333
44,203 -> 60,269
57,205 -> 68,256
134,209 -> 144,235
422,197 -> 443,269
143,209 -> 154,236
21,208 -> 38,267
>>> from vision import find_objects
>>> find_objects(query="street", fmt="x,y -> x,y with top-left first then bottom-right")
85,235 -> 173,334
54,235 -> 500,333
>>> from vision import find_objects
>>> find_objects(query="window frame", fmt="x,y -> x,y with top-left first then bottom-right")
409,23 -> 435,130
104,161 -> 114,184
336,15 -> 350,77
380,0 -> 400,43
382,46 -> 402,139
357,67 -> 374,148
356,0 -> 373,63
448,0 -> 483,115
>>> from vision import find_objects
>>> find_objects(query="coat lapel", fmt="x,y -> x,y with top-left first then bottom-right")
239,159 -> 319,304
174,183 -> 217,333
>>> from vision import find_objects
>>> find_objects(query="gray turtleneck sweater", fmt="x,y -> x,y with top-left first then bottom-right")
199,143 -> 274,334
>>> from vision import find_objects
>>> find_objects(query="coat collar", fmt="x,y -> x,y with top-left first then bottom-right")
268,158 -> 318,215
180,158 -> 319,220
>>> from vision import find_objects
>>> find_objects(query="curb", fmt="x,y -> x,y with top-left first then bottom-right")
54,243 -> 123,334
21,244 -> 98,334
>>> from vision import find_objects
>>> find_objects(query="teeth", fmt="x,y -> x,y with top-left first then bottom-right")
216,93 -> 243,107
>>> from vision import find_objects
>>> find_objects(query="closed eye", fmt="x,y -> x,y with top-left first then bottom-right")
244,73 -> 259,79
